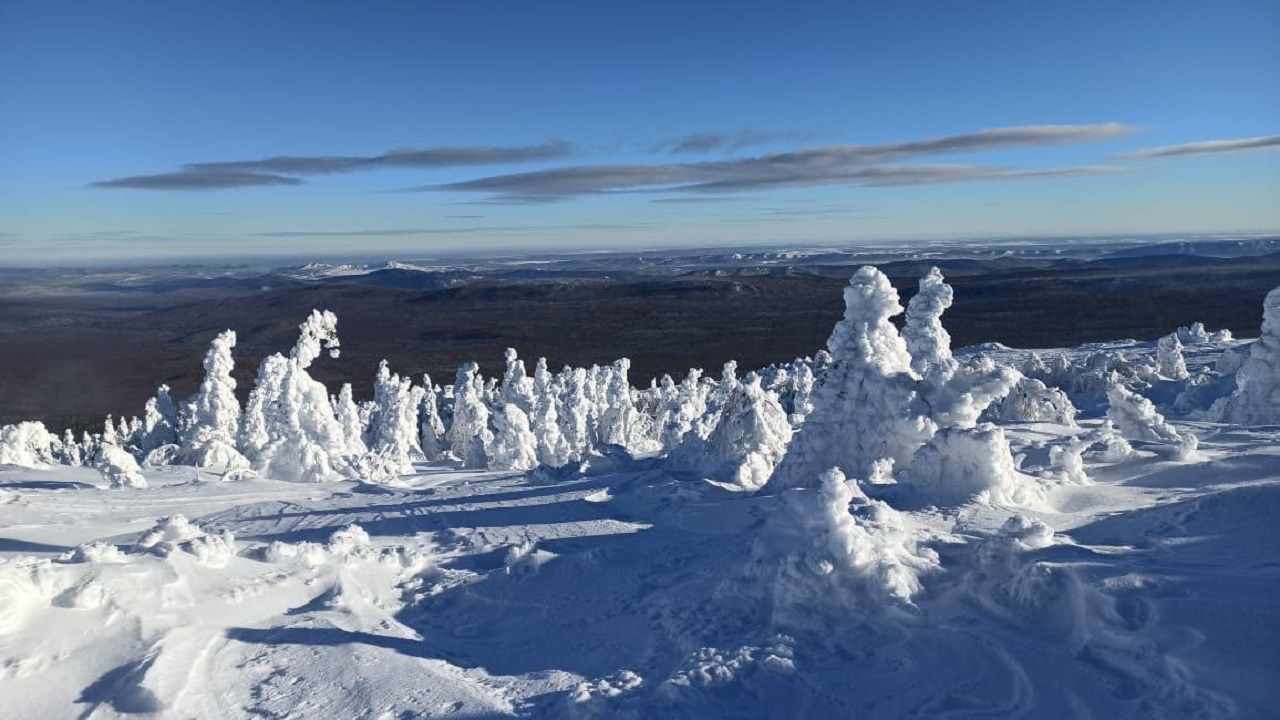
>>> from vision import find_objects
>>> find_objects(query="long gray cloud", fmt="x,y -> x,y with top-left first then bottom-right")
1118,133 -> 1280,158
252,223 -> 650,238
90,141 -> 573,191
415,124 -> 1134,200
92,170 -> 303,190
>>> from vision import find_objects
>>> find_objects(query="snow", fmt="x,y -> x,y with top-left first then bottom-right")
0,269 -> 1276,718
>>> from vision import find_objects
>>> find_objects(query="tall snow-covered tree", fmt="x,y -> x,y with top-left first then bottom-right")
334,383 -> 368,457
447,361 -> 493,468
418,374 -> 447,461
498,348 -> 536,414
364,360 -> 424,476
490,404 -> 539,471
241,310 -> 352,481
139,384 -> 179,454
180,330 -> 249,471
768,267 -> 931,490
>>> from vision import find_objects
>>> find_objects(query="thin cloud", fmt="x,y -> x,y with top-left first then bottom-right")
90,141 -> 573,191
414,124 -> 1135,200
92,170 -> 303,190
1118,133 -> 1280,158
657,129 -> 815,154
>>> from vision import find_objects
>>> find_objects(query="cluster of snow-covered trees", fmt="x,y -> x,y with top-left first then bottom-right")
1,266 -> 1274,500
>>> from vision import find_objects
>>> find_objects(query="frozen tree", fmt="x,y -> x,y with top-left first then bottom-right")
789,361 -> 817,423
987,376 -> 1078,425
903,267 -> 959,382
660,369 -> 708,452
139,385 -> 179,454
334,383 -> 368,457
904,424 -> 1039,507
558,367 -> 596,462
668,375 -> 793,491
1211,286 -> 1280,424
768,267 -> 933,490
59,429 -> 84,467
447,361 -> 492,468
0,422 -> 60,467
1084,419 -> 1138,463
1156,333 -> 1189,380
490,404 -> 539,471
1178,321 -> 1232,345
180,330 -> 250,471
98,443 -> 148,489
241,311 -> 352,481
498,348 -> 536,414
597,358 -> 645,450
364,360 -> 424,476
1107,383 -> 1181,444
529,362 -> 572,467
814,467 -> 940,602
418,374 -> 447,461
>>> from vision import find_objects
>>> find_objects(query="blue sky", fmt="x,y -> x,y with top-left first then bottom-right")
1,0 -> 1277,264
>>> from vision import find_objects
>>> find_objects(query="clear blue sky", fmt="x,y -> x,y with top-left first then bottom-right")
1,0 -> 1277,264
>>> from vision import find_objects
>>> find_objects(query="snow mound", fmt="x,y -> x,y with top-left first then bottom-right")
98,443 -> 148,489
905,424 -> 1046,507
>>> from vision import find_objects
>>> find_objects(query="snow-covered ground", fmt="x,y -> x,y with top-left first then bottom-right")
1,268 -> 1277,719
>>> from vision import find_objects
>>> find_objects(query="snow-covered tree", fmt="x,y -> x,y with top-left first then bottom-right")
98,443 -> 148,489
1211,286 -> 1280,424
241,311 -> 352,481
334,383 -> 368,457
659,369 -> 708,452
498,348 -> 536,414
447,361 -> 492,468
490,404 -> 539,471
0,422 -> 60,467
597,358 -> 645,450
1108,382 -> 1199,460
668,375 -> 793,491
529,361 -> 572,467
180,330 -> 249,470
558,367 -> 596,462
903,267 -> 959,382
139,385 -> 179,454
1156,333 -> 1189,380
904,424 -> 1038,507
768,267 -> 933,490
417,374 -> 447,461
364,360 -> 424,476
987,375 -> 1078,425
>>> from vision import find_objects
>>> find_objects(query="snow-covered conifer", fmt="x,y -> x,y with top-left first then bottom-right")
181,330 -> 249,470
447,361 -> 492,468
490,404 -> 539,471
241,311 -> 352,481
768,267 -> 932,490
0,422 -> 60,467
334,383 -> 368,457
558,367 -> 596,462
498,348 -> 536,414
669,375 -> 793,491
1211,286 -> 1280,424
98,443 -> 147,489
903,267 -> 959,382
418,374 -> 447,461
1156,333 -> 1189,380
364,360 -> 424,477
